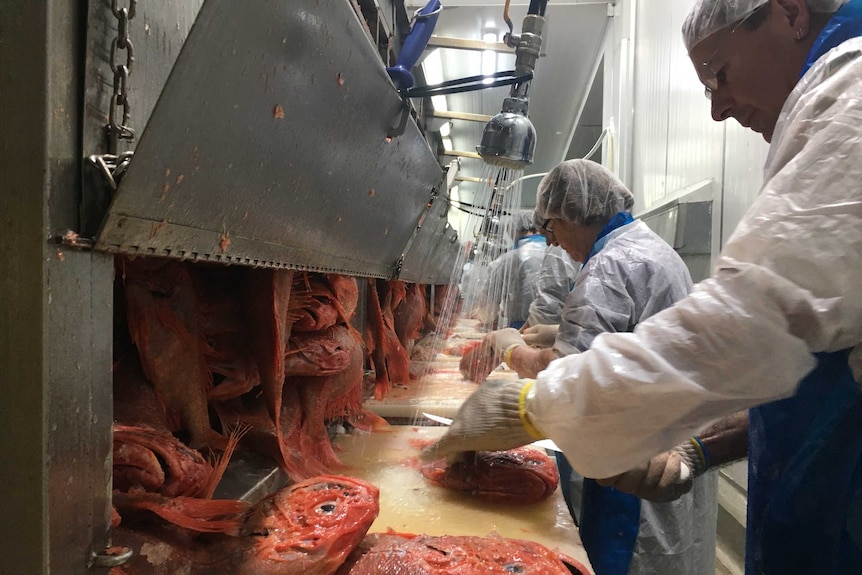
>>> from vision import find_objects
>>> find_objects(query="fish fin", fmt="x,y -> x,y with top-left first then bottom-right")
200,423 -> 250,499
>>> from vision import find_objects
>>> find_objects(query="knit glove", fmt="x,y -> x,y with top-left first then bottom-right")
419,378 -> 542,462
595,437 -> 709,503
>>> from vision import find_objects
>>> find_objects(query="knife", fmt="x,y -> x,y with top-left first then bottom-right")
421,412 -> 564,453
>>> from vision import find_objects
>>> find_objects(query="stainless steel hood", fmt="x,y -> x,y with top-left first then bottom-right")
95,0 -> 456,282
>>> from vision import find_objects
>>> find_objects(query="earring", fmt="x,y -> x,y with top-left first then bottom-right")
796,27 -> 807,40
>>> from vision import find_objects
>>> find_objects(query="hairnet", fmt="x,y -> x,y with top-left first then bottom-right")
535,159 -> 634,227
682,0 -> 848,51
514,210 -> 537,236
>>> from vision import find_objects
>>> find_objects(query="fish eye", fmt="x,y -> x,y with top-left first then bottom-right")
316,501 -> 338,514
504,564 -> 525,573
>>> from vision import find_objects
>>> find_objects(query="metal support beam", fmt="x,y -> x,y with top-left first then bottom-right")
441,150 -> 483,160
427,35 -> 513,52
433,110 -> 494,123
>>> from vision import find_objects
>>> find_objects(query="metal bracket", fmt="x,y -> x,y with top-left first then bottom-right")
89,546 -> 133,568
88,151 -> 134,191
387,98 -> 412,139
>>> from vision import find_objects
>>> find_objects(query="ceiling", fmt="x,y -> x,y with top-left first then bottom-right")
407,0 -> 613,208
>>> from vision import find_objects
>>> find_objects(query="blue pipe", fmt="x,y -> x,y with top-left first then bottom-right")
386,0 -> 442,91
527,0 -> 548,16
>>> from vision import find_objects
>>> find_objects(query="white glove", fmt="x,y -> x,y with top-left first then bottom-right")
484,328 -> 527,358
595,438 -> 707,503
522,324 -> 559,348
419,378 -> 540,462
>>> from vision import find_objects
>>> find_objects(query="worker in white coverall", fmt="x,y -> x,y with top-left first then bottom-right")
424,0 -> 862,572
479,210 -> 547,329
465,160 -> 719,575
521,243 -> 581,330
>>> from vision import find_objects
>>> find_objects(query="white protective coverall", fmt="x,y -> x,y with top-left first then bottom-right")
554,218 -> 717,575
527,245 -> 581,326
487,234 -> 547,327
528,38 -> 862,479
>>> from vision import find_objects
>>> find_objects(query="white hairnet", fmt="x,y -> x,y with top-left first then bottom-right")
514,210 -> 537,236
535,159 -> 634,227
682,0 -> 848,51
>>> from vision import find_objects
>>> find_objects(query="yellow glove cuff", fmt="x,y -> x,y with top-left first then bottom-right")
503,343 -> 521,368
518,379 -> 545,440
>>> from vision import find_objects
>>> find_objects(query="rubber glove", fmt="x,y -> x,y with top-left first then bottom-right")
419,378 -> 542,462
485,328 -> 527,360
522,323 -> 559,348
595,438 -> 708,503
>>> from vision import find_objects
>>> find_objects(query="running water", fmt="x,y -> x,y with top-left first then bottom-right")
406,164 -> 525,424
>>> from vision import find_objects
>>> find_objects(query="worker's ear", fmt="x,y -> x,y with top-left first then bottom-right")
774,0 -> 812,40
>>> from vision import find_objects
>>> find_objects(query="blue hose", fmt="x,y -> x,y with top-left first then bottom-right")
386,0 -> 442,91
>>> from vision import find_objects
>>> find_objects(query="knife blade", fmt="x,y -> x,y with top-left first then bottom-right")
421,412 -> 563,453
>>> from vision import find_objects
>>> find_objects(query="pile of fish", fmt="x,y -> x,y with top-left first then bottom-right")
334,532 -> 591,575
116,258 -> 441,483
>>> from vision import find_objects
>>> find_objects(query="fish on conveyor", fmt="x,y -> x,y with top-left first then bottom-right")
458,340 -> 500,383
110,475 -> 380,575
333,532 -> 591,575
413,444 -> 559,505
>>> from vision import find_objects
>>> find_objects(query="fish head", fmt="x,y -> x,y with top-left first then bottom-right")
285,328 -> 353,376
244,474 -> 380,572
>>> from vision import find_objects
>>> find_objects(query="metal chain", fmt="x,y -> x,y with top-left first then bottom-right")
107,0 -> 137,153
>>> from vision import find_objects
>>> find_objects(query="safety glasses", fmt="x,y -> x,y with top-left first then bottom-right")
699,5 -> 766,99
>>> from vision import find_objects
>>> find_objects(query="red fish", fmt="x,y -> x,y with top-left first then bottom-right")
394,283 -> 427,349
113,423 -> 213,498
285,327 -> 354,376
334,532 -> 590,575
458,341 -> 499,383
366,279 -> 410,399
415,445 -> 559,505
121,257 -> 225,449
111,475 -> 380,575
242,268 -> 297,477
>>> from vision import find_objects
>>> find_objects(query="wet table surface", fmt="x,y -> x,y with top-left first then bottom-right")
333,425 -> 593,572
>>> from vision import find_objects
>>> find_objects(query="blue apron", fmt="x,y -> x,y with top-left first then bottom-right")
557,212 -> 642,575
746,4 -> 862,572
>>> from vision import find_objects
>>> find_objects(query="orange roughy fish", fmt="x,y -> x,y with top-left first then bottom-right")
111,475 -> 380,575
412,442 -> 559,505
334,532 -> 591,575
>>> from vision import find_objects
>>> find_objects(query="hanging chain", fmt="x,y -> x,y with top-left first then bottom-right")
107,0 -> 137,154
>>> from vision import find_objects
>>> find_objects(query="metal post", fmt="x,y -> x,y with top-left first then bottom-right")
0,0 -> 114,571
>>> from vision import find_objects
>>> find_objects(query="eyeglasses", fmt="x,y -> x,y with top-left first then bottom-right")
699,5 -> 765,100
541,218 -> 554,233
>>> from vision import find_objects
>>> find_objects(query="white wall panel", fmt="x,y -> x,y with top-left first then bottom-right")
632,0 -> 725,212
721,123 -> 770,246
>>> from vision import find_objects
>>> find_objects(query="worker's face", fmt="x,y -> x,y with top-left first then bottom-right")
546,218 -> 596,264
688,1 -> 810,142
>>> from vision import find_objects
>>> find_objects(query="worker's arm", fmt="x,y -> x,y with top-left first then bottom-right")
597,412 -> 749,502
507,345 -> 556,379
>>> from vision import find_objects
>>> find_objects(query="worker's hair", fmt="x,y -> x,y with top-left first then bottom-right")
535,159 -> 634,227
